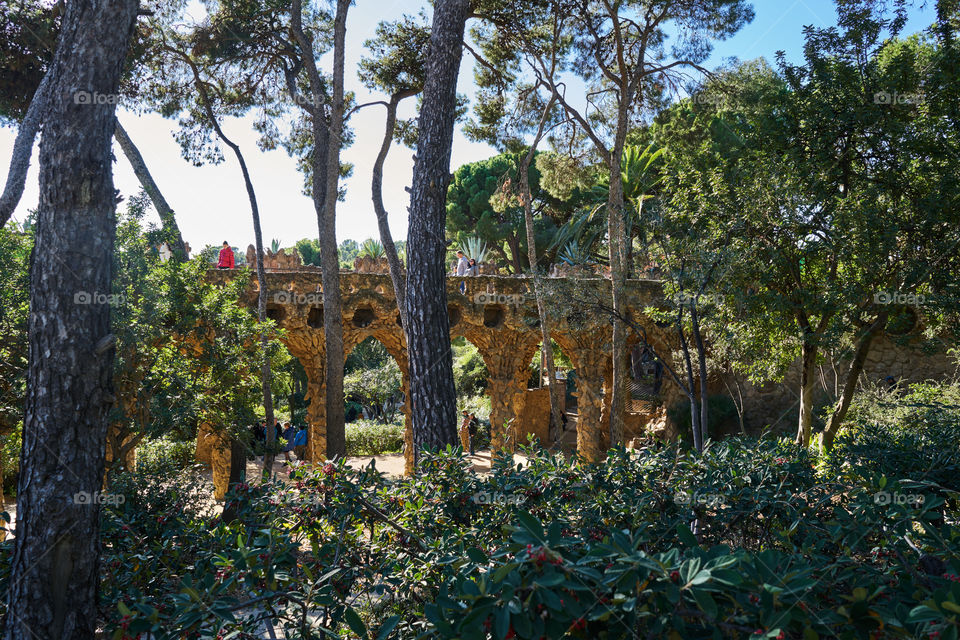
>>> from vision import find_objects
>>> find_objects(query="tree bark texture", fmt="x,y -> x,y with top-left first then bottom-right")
317,0 -> 350,459
4,0 -> 139,637
404,0 -> 470,460
796,340 -> 818,447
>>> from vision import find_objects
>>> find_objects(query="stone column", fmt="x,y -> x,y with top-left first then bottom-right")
195,421 -> 215,467
570,345 -> 608,463
304,357 -> 327,463
210,431 -> 232,500
486,373 -> 529,452
481,333 -> 537,454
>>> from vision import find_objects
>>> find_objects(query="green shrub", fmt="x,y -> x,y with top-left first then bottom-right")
135,435 -> 196,475
345,419 -> 404,456
827,381 -> 960,492
45,437 -> 958,639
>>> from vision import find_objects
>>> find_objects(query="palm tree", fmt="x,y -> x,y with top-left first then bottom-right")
588,144 -> 664,275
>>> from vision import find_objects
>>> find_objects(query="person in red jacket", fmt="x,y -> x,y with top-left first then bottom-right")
217,241 -> 235,269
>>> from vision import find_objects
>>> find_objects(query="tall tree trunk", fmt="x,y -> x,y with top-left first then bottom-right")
691,300 -> 710,445
677,314 -> 702,452
607,145 -> 629,449
796,340 -> 818,447
405,0 -> 470,461
318,0 -> 349,459
371,92 -> 414,326
3,0 -> 139,637
820,310 -> 888,451
290,0 -> 349,459
0,74 -> 50,228
182,56 -> 276,475
113,120 -> 187,258
519,94 -> 564,442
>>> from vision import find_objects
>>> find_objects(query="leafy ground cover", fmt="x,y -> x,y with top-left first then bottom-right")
1,386 -> 958,639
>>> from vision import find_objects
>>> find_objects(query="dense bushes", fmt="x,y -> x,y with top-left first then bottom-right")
345,419 -> 404,456
826,382 -> 960,492
3,429 -> 947,639
135,436 -> 197,474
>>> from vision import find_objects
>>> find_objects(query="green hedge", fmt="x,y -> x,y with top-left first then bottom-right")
345,419 -> 404,456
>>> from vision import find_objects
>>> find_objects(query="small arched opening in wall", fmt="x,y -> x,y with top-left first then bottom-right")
266,305 -> 286,323
885,306 -> 920,336
352,306 -> 376,329
482,305 -> 506,329
307,306 -> 323,329
448,304 -> 462,328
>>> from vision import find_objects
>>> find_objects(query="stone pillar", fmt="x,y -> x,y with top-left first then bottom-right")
210,431 -> 232,500
487,373 -> 528,452
304,358 -> 327,463
195,421 -> 215,467
571,347 -> 607,463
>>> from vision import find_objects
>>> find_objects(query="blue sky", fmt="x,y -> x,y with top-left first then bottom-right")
0,0 -> 937,253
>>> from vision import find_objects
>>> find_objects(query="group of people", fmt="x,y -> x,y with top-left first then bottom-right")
454,250 -> 479,276
250,420 -> 308,463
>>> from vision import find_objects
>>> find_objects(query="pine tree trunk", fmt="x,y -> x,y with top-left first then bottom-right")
405,0 -> 470,461
316,0 -> 350,459
3,0 -> 139,637
820,311 -> 888,451
113,120 -> 187,258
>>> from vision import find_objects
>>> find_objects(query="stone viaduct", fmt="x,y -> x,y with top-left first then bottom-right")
205,268 -> 683,474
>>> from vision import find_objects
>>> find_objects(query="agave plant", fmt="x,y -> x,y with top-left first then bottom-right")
270,238 -> 281,254
458,236 -> 489,263
359,238 -> 385,259
558,239 -> 597,266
